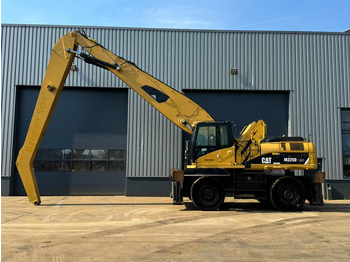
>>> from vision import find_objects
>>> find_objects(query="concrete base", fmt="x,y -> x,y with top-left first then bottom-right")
6,174 -> 350,199
1,177 -> 12,196
325,180 -> 350,200
126,177 -> 171,196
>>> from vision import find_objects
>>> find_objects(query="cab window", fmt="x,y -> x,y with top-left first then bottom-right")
219,125 -> 230,147
196,126 -> 216,146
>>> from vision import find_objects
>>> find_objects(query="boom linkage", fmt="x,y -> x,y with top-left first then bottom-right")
16,31 -> 214,205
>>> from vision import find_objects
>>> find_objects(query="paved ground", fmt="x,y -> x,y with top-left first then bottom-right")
2,196 -> 350,262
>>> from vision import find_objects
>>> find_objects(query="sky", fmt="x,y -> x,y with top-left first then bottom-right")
1,0 -> 350,32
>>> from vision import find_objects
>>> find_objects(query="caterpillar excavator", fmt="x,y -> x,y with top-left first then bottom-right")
16,31 -> 325,211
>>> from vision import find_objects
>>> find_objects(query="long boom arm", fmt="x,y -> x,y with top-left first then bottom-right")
16,31 -> 214,205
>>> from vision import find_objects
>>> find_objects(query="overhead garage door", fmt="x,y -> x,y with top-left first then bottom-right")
14,86 -> 128,196
183,90 -> 289,139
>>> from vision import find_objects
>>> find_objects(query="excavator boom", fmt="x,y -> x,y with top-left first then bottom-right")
16,31 -> 214,205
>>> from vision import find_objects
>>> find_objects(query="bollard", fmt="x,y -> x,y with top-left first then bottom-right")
327,183 -> 332,200
170,169 -> 184,205
172,181 -> 183,205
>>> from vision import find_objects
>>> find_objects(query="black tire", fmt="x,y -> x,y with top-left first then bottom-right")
269,176 -> 306,211
190,177 -> 225,211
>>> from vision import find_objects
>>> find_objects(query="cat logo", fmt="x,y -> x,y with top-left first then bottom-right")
262,157 -> 272,164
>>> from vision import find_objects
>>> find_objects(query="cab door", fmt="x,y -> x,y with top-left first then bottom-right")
192,123 -> 234,161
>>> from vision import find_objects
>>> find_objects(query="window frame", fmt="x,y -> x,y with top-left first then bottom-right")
341,109 -> 350,178
34,149 -> 126,172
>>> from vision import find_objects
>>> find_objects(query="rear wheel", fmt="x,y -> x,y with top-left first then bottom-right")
269,176 -> 306,211
190,177 -> 225,211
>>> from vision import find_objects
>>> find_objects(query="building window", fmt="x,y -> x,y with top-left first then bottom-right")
34,149 -> 125,172
341,109 -> 350,178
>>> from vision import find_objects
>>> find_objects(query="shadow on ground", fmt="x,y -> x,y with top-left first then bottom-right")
36,198 -> 350,213
183,201 -> 350,213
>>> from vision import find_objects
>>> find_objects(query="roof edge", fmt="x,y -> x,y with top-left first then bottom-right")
1,23 -> 349,35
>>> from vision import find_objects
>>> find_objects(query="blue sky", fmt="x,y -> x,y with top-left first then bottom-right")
1,0 -> 349,32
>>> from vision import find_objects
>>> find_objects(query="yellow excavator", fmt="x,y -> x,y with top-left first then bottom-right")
16,31 -> 325,211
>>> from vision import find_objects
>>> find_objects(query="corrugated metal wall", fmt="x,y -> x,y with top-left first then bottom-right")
1,25 -> 349,180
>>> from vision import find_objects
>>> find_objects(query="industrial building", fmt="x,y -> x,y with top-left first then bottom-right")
1,24 -> 349,199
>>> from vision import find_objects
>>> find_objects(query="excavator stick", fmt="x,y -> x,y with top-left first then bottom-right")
15,33 -> 77,205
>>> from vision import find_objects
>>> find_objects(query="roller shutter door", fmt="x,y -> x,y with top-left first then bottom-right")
14,87 -> 128,196
183,90 -> 289,139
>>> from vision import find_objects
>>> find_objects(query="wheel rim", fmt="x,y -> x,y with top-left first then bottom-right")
203,188 -> 214,200
270,177 -> 305,211
199,184 -> 219,206
191,178 -> 225,211
277,184 -> 302,208
283,189 -> 295,200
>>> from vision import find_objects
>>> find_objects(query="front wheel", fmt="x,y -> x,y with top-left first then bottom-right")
190,177 -> 225,211
269,176 -> 306,211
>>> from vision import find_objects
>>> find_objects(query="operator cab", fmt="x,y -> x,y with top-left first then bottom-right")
185,122 -> 235,165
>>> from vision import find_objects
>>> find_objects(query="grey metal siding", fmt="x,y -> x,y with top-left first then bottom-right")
184,90 -> 289,138
1,24 -> 349,182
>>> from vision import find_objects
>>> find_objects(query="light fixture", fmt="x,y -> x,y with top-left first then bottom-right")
231,68 -> 238,75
